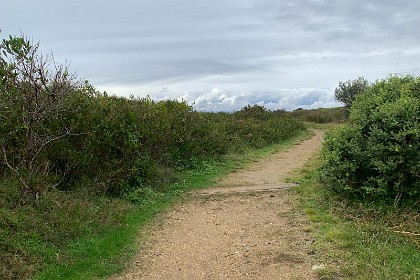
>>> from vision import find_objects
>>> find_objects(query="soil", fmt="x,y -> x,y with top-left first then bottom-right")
111,130 -> 324,280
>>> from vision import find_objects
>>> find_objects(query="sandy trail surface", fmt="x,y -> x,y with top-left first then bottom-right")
111,130 -> 324,280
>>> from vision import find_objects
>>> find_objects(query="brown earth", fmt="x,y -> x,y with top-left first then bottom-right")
111,130 -> 324,280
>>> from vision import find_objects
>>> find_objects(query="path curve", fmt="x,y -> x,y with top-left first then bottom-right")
111,130 -> 324,280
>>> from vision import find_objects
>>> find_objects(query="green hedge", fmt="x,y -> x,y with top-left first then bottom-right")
1,85 -> 306,198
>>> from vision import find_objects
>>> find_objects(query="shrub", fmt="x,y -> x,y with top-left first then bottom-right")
322,75 -> 420,206
233,104 -> 270,120
0,35 -> 81,204
230,105 -> 306,149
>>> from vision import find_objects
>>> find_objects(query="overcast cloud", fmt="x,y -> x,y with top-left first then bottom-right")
2,0 -> 419,111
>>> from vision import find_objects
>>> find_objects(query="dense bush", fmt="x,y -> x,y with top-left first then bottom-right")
0,35 -> 305,201
0,35 -> 80,201
322,75 -> 420,206
228,105 -> 306,148
1,76 -> 306,199
46,89 -> 234,195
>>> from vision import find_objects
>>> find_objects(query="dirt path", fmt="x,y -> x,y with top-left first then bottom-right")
111,130 -> 324,280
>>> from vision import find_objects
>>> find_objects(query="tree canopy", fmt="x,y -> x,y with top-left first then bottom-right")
334,76 -> 369,108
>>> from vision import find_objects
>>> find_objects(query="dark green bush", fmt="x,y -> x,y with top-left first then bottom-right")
0,35 -> 81,200
233,104 -> 270,120
322,75 -> 420,206
229,105 -> 306,149
2,76 -> 306,198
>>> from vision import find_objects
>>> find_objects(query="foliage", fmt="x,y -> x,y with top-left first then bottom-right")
228,105 -> 306,148
233,104 -> 270,120
334,76 -> 369,108
322,75 -> 420,206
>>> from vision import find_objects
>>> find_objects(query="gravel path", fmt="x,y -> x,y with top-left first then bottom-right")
111,130 -> 324,280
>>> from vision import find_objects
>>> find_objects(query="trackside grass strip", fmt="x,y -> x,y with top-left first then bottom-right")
292,155 -> 420,280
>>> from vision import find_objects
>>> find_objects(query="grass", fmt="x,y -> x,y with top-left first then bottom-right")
0,184 -> 133,279
33,129 -> 313,279
291,153 -> 420,280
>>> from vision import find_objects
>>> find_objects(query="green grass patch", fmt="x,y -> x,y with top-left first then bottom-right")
292,154 -> 420,280
32,130 -> 312,279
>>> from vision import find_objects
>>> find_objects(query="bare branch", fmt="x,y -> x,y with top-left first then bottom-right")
2,146 -> 30,190
28,129 -> 71,167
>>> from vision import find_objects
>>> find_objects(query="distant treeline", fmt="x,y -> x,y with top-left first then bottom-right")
286,107 -> 347,123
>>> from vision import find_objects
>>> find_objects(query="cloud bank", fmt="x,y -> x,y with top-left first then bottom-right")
133,87 -> 341,112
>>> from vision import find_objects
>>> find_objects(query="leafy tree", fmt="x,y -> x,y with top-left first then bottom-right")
334,76 -> 369,108
0,34 -> 80,198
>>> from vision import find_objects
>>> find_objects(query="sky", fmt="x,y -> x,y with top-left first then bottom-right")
2,0 -> 420,111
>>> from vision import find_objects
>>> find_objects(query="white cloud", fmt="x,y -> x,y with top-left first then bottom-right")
145,87 -> 342,112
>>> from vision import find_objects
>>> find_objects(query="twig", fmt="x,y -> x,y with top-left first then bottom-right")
2,146 -> 30,190
28,129 -> 82,168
